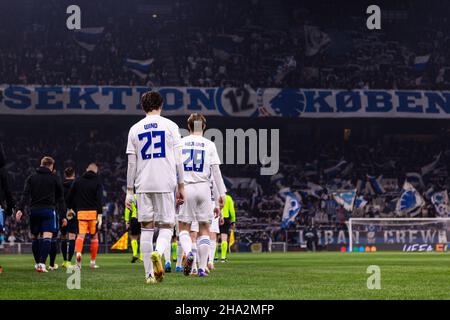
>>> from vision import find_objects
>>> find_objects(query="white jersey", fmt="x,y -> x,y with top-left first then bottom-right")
180,135 -> 221,184
126,115 -> 181,193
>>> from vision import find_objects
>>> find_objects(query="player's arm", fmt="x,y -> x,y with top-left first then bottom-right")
124,205 -> 131,230
229,196 -> 236,224
211,165 -> 226,206
210,142 -> 226,207
96,182 -> 104,229
55,176 -> 67,226
126,128 -> 137,209
173,126 -> 185,205
16,175 -> 31,221
211,179 -> 222,218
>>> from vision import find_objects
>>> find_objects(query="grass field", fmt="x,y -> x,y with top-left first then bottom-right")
1,252 -> 450,300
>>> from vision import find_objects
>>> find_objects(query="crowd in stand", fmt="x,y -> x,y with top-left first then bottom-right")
1,0 -> 450,89
2,123 -> 450,245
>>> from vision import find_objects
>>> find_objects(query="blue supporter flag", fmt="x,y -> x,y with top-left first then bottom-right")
281,192 -> 301,229
332,189 -> 356,211
405,172 -> 424,188
414,54 -> 430,72
431,191 -> 449,217
355,196 -> 368,209
366,175 -> 385,195
124,58 -> 154,79
396,182 -> 425,215
73,27 -> 105,51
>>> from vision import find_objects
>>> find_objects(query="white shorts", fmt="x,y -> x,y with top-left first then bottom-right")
178,182 -> 212,224
137,192 -> 176,225
210,216 -> 220,234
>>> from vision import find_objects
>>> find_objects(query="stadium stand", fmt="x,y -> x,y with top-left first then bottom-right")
1,0 -> 450,250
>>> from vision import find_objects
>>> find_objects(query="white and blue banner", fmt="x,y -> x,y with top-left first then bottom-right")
124,58 -> 154,79
396,182 -> 425,215
405,172 -> 424,188
355,196 -> 368,209
431,191 -> 449,217
281,192 -> 301,229
332,189 -> 356,211
366,175 -> 385,195
2,86 -> 450,118
414,54 -> 430,72
73,27 -> 105,51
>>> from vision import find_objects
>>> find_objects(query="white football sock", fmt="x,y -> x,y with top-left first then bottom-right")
176,241 -> 183,268
155,228 -> 172,256
141,228 -> 154,278
163,241 -> 171,264
198,236 -> 210,271
209,239 -> 216,264
192,242 -> 198,270
178,230 -> 192,255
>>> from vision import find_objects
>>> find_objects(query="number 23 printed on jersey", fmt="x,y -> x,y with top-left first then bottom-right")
138,130 -> 166,160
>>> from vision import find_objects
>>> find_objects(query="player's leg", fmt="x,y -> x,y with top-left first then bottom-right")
65,214 -> 77,267
178,221 -> 193,275
60,227 -> 68,267
67,232 -> 76,266
153,224 -> 173,282
219,218 -> 231,262
197,222 -> 211,277
48,232 -> 59,270
49,211 -> 61,270
130,218 -> 141,263
190,227 -> 198,275
163,236 -> 172,272
36,209 -> 58,272
208,210 -> 220,270
75,230 -> 85,269
89,221 -> 99,269
75,217 -> 89,269
220,233 -> 228,262
29,213 -> 41,269
195,190 -> 213,277
208,231 -> 217,270
137,193 -> 156,284
131,234 -> 139,262
151,192 -> 179,282
177,185 -> 197,276
171,234 -> 178,262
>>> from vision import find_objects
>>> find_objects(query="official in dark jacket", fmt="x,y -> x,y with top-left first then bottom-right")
66,163 -> 103,269
16,156 -> 65,272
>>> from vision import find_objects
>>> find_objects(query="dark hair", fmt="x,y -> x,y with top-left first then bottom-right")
187,113 -> 207,132
64,167 -> 75,178
141,91 -> 163,113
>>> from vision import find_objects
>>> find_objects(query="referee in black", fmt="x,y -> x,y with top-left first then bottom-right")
16,156 -> 65,273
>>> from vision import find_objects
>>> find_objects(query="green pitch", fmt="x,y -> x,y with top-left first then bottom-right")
1,252 -> 450,300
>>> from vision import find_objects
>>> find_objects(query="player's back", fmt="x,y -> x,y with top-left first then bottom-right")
181,135 -> 221,184
126,115 -> 181,193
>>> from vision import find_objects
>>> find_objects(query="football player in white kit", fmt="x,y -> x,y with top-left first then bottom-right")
125,91 -> 185,284
177,113 -> 226,277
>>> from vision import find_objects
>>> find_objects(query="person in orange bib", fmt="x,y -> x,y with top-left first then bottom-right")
66,163 -> 103,269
